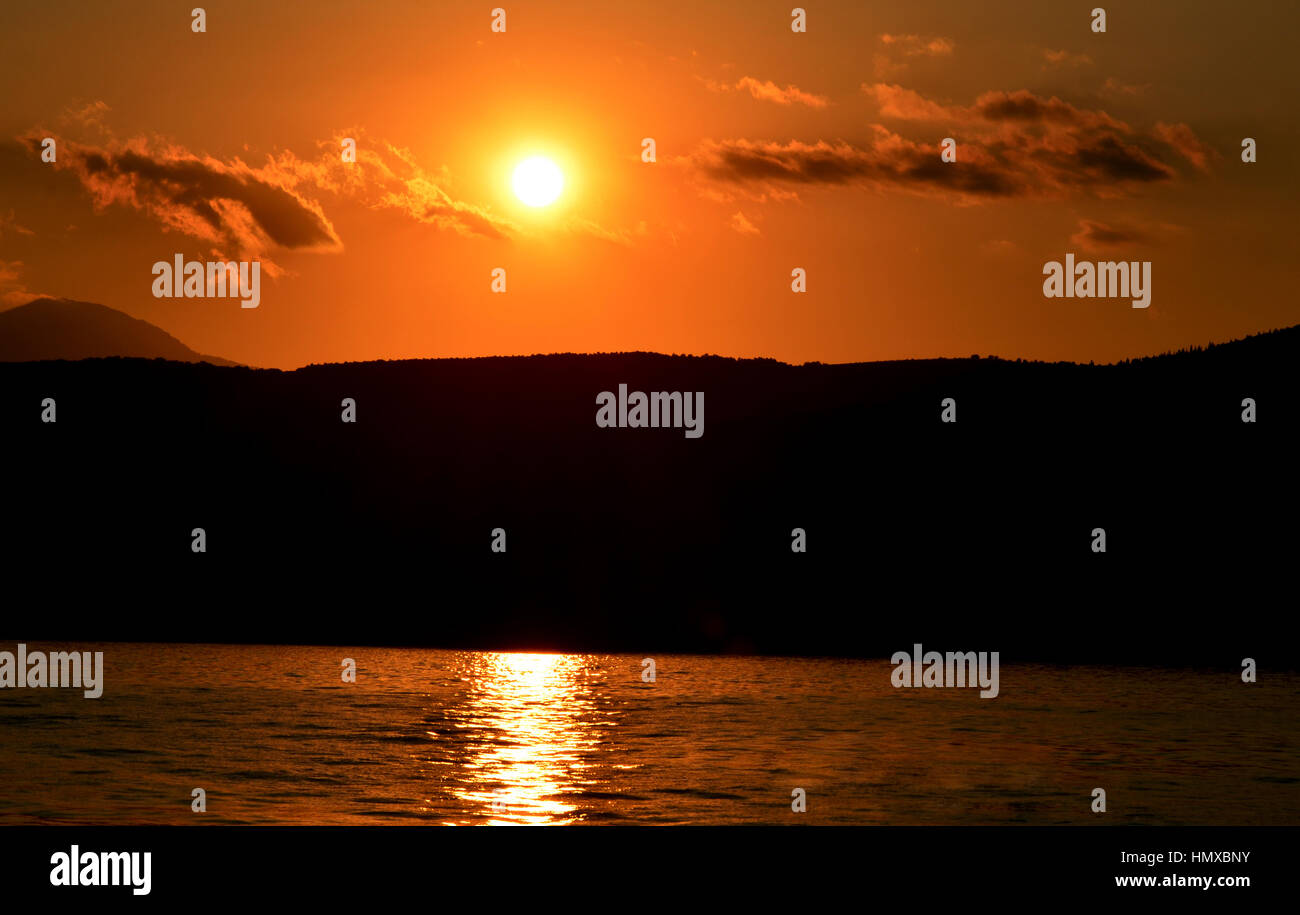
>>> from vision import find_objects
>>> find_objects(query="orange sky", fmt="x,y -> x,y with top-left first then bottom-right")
1,0 -> 1296,368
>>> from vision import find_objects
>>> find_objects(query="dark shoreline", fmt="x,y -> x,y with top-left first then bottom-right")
2,334 -> 1294,666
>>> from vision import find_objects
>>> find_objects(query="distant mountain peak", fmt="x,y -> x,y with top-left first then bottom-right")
0,297 -> 236,366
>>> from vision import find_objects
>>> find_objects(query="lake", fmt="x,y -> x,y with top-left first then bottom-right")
0,644 -> 1295,825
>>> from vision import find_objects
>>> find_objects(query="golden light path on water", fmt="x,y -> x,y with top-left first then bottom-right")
441,652 -> 604,825
3,645 -> 1297,826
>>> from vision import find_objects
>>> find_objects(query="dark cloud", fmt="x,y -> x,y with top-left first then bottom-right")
690,87 -> 1207,203
1070,218 -> 1152,251
693,135 -> 1021,199
108,149 -> 338,249
974,90 -> 1108,126
1069,134 -> 1174,184
23,132 -> 341,271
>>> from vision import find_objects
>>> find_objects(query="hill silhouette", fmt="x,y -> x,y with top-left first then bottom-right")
0,297 -> 236,365
1,325 -> 1294,665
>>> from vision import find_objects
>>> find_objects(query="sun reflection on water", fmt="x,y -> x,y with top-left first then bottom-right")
442,651 -> 606,825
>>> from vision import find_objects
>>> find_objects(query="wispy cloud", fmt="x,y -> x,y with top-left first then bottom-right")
59,100 -> 113,133
1070,219 -> 1149,250
874,34 -> 955,79
979,239 -> 1019,256
250,128 -> 516,242
1151,122 -> 1216,172
1042,48 -> 1093,68
1069,218 -> 1183,252
880,34 -> 955,57
702,76 -> 830,108
1101,77 -> 1151,97
0,259 -> 41,306
729,211 -> 761,235
863,84 -> 955,121
561,215 -> 646,246
0,209 -> 34,238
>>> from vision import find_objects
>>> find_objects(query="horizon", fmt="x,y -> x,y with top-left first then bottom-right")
6,293 -> 1299,371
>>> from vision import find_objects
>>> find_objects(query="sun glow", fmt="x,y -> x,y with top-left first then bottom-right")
512,156 -> 564,207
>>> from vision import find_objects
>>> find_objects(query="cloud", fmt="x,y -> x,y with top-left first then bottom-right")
703,76 -> 829,108
1101,77 -> 1150,97
1068,218 -> 1185,252
0,209 -> 34,238
979,239 -> 1018,256
0,260 -> 42,306
1069,219 -> 1151,251
862,84 -> 956,121
22,130 -> 342,274
880,34 -> 955,57
561,215 -> 640,246
843,86 -> 1213,198
693,181 -> 801,205
377,176 -> 511,239
729,211 -> 760,235
874,34 -> 955,79
970,89 -> 1125,128
863,85 -> 1127,129
736,77 -> 830,108
60,100 -> 112,133
1042,49 -> 1093,68
18,114 -> 515,274
263,130 -> 515,241
1151,122 -> 1216,172
689,85 -> 1213,205
685,133 -> 1019,202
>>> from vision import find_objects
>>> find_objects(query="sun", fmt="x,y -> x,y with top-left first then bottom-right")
512,156 -> 564,207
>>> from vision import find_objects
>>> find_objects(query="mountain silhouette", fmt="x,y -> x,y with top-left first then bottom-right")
1,325 -> 1295,664
0,297 -> 236,365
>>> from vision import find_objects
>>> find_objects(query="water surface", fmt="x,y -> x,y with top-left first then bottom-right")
0,644 -> 1295,825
